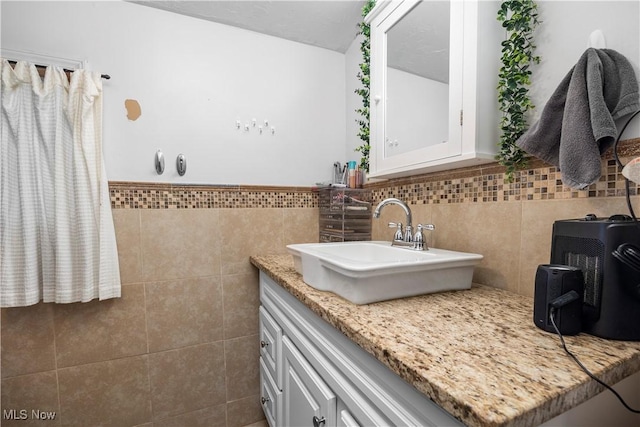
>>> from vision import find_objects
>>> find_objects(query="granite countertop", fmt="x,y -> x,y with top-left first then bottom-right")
250,254 -> 640,427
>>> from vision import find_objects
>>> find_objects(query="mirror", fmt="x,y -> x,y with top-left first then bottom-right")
367,0 -> 500,178
385,0 -> 451,157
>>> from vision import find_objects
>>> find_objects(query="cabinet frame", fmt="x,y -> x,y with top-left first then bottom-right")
366,0 -> 502,179
259,271 -> 461,426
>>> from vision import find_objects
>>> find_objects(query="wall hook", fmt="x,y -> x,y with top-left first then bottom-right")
176,154 -> 187,176
588,29 -> 606,48
155,149 -> 165,175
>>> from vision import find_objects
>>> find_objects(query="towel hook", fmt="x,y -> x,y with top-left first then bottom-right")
588,30 -> 606,49
176,154 -> 187,176
154,149 -> 164,175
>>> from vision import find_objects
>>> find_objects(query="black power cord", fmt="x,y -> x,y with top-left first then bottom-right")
612,242 -> 640,272
551,109 -> 640,414
543,105 -> 640,416
611,110 -> 640,298
549,306 -> 640,414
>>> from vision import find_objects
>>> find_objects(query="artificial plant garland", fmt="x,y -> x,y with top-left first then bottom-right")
496,0 -> 540,181
354,0 -> 376,172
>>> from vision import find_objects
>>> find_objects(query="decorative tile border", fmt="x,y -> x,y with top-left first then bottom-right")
109,139 -> 640,209
109,183 -> 318,209
368,139 -> 640,205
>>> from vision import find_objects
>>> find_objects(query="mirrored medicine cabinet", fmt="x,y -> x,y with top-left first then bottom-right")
365,0 -> 503,179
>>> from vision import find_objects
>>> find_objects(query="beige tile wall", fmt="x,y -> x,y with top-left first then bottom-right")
370,145 -> 640,297
372,195 -> 636,297
1,201 -> 318,427
2,143 -> 639,426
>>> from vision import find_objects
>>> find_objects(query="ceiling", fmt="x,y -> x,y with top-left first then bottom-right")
131,0 -> 368,53
131,0 -> 450,82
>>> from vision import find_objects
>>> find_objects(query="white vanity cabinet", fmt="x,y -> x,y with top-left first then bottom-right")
258,272 -> 462,427
366,0 -> 502,179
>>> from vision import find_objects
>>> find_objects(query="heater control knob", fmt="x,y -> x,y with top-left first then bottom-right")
608,214 -> 633,221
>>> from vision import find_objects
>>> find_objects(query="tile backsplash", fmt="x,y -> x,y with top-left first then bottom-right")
3,139 -> 638,426
367,139 -> 640,205
368,139 -> 640,296
109,183 -> 317,210
369,159 -> 637,204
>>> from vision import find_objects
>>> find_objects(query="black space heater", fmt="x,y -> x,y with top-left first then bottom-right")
550,214 -> 640,341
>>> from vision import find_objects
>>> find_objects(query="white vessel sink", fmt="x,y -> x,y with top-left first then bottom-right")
287,241 -> 483,304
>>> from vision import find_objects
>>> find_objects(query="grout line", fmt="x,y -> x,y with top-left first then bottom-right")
142,281 -> 153,421
222,339 -> 229,427
50,304 -> 63,425
137,208 -> 154,422
219,253 -> 229,426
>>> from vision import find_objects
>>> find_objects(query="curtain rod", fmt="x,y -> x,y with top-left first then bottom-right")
7,60 -> 110,80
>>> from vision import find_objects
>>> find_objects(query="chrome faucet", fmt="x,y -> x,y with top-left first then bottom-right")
372,198 -> 434,250
373,198 -> 413,242
373,198 -> 412,226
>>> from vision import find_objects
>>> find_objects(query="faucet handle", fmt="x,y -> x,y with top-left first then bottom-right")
388,222 -> 404,241
413,224 -> 434,250
413,225 -> 425,250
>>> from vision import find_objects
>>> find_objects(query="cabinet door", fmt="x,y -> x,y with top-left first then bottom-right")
282,336 -> 336,427
368,0 -> 466,178
260,357 -> 281,427
259,306 -> 282,388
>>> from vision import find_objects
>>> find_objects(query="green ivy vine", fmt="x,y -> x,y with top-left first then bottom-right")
496,0 -> 540,182
354,0 -> 376,173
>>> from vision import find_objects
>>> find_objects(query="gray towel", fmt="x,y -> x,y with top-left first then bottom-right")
516,48 -> 640,189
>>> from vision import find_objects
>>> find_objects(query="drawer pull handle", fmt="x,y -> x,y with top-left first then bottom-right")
261,396 -> 270,405
313,416 -> 326,427
260,340 -> 269,348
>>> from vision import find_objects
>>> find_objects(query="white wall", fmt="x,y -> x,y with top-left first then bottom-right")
531,0 -> 640,137
3,1 -> 639,185
345,33 -> 365,165
1,0 -> 347,186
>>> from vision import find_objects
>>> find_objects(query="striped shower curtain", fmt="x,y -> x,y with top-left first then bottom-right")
0,59 -> 121,307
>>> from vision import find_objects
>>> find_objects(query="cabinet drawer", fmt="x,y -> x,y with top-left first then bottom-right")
260,357 -> 281,427
259,306 -> 282,389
